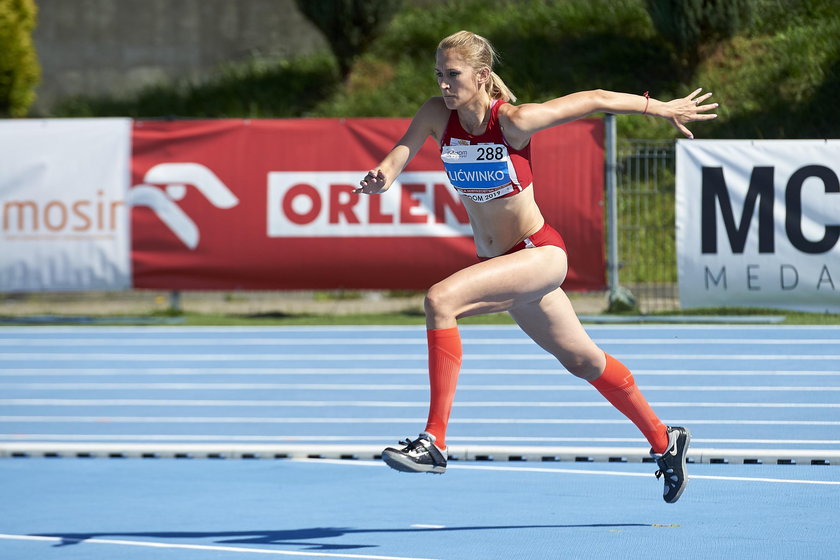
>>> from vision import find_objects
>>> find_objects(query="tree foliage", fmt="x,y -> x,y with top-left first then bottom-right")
0,0 -> 40,117
294,0 -> 403,79
644,0 -> 753,78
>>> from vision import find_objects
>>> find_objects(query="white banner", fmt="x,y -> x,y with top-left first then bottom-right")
0,119 -> 132,291
676,140 -> 840,313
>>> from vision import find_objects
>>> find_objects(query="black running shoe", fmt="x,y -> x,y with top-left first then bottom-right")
382,433 -> 447,474
651,426 -> 691,503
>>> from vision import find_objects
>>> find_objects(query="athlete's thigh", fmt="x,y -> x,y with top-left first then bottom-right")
508,287 -> 605,378
431,245 -> 567,319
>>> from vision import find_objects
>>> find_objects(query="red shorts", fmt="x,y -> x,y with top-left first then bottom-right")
478,222 -> 567,261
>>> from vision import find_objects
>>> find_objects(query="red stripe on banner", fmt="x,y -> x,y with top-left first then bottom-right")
130,118 -> 604,291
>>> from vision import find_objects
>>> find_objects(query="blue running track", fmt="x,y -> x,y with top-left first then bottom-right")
0,325 -> 838,559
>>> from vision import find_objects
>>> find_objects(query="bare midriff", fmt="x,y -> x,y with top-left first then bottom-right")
464,185 -> 545,258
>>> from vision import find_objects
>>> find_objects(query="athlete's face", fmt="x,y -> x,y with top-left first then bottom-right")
435,49 -> 485,109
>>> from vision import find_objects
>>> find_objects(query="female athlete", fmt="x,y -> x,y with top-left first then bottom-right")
355,30 -> 718,503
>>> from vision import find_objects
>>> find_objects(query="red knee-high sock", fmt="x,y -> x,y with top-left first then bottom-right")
589,353 -> 669,453
423,327 -> 462,450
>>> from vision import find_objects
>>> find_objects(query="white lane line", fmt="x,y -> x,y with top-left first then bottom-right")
1,353 -> 838,361
4,434 -> 839,445
0,326 -> 431,334
0,533 -> 439,560
0,324 -> 836,332
454,465 -> 840,485
0,339 -> 436,347
0,368 -> 429,376
635,370 -> 840,377
2,368 -> 838,377
2,382 -> 839,391
297,459 -> 840,486
6,383 -> 425,390
2,416 -> 838,426
0,353 -> 436,361
599,339 -> 840,345
1,337 -> 837,346
2,399 -> 838,409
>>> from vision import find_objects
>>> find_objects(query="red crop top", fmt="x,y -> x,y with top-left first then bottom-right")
439,99 -> 533,203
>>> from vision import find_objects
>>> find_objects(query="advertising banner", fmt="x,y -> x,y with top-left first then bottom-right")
676,140 -> 840,312
131,118 -> 605,291
0,119 -> 132,291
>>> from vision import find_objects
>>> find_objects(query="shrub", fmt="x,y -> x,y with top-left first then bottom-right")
644,0 -> 753,79
0,0 -> 40,117
294,0 -> 403,79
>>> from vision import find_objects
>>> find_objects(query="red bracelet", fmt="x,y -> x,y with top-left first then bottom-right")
642,91 -> 650,115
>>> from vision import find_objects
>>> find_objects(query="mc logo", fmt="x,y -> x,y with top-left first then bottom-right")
701,164 -> 840,255
129,163 -> 239,249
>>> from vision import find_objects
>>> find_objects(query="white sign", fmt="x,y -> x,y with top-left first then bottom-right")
0,119 -> 132,291
266,171 -> 472,237
676,140 -> 840,313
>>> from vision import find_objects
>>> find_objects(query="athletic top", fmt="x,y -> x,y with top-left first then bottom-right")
440,99 -> 533,203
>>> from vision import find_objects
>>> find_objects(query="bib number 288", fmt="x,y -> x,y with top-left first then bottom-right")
476,146 -> 506,161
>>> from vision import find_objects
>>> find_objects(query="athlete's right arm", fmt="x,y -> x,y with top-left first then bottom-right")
355,98 -> 447,195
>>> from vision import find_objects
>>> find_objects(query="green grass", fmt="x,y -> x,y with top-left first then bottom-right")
2,307 -> 837,327
182,310 -> 517,326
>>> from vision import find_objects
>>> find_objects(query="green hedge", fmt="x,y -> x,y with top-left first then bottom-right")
0,0 -> 40,117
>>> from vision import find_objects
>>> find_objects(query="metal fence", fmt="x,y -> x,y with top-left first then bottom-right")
605,115 -> 679,313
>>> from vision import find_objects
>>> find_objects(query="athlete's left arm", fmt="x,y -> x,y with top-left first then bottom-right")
500,88 -> 718,144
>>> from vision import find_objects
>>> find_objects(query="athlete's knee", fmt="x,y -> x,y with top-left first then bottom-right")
561,350 -> 606,381
424,282 -> 458,323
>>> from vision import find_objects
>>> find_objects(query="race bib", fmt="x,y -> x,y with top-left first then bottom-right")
441,142 -> 515,203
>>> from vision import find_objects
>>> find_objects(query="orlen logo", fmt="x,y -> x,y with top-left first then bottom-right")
267,171 -> 471,238
129,163 -> 239,249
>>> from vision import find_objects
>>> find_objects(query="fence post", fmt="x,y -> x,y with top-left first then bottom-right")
605,114 -> 618,295
169,290 -> 182,313
604,114 -> 637,312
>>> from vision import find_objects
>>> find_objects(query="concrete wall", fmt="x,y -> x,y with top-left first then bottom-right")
32,0 -> 328,113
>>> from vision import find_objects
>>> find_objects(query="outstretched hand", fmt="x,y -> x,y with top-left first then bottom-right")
663,88 -> 718,139
355,169 -> 388,195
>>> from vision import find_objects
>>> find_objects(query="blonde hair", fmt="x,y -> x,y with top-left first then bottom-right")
437,30 -> 517,103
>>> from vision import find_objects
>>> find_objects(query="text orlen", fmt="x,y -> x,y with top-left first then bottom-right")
267,171 -> 472,237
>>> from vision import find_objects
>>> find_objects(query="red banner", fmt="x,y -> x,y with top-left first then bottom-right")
130,118 -> 604,291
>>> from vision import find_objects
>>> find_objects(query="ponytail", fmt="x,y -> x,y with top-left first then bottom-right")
489,71 -> 517,103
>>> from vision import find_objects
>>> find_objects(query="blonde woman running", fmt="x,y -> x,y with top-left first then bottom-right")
356,30 -> 717,503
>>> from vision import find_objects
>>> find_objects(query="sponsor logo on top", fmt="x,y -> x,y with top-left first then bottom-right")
129,163 -> 239,249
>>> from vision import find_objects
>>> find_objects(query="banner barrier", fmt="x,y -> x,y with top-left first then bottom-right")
676,139 -> 840,313
0,117 -> 604,292
131,118 -> 606,291
0,119 -> 132,292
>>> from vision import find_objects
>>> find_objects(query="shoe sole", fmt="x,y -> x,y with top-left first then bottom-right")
666,427 -> 691,504
382,450 -> 446,474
